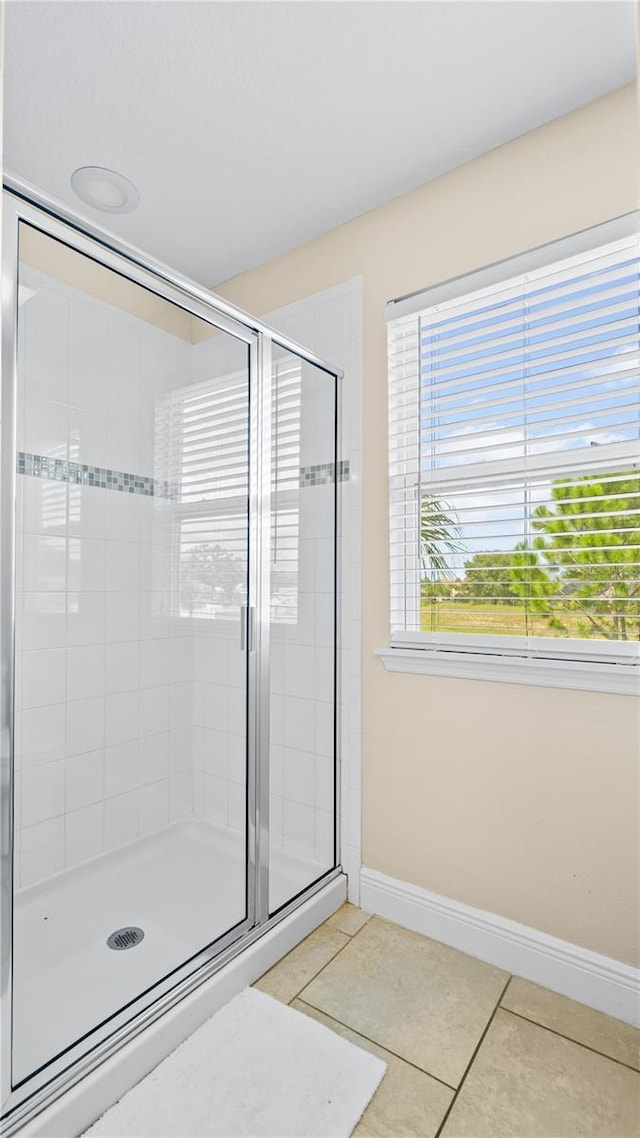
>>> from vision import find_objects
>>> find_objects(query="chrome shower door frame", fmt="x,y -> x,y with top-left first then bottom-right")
0,185 -> 343,1132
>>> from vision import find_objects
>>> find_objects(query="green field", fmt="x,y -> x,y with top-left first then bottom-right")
420,601 -> 597,638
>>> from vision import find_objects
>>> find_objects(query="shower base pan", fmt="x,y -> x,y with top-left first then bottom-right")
12,818 -> 328,1086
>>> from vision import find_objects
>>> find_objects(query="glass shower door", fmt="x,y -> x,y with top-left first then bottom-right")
10,221 -> 253,1085
268,346 -> 338,914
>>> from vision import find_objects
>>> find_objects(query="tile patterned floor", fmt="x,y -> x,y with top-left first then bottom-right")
254,905 -> 640,1138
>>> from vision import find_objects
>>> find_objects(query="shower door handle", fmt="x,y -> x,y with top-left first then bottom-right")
240,605 -> 255,652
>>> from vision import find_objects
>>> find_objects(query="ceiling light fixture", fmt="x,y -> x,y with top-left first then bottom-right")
70,166 -> 140,214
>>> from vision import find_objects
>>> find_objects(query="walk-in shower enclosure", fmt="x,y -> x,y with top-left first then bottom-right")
0,188 -> 342,1130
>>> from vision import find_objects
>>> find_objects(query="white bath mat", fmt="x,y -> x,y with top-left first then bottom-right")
85,987 -> 386,1137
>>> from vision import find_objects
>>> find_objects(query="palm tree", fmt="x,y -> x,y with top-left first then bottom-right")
420,493 -> 463,580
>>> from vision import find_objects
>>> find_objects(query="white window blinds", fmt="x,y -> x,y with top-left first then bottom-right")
271,356 -> 303,623
175,372 -> 250,505
158,359 -> 302,621
387,225 -> 640,659
156,369 -> 251,619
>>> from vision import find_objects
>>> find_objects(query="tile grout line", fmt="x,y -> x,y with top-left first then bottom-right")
498,1005 -> 640,1075
281,913 -> 373,1005
433,975 -> 514,1138
256,926 -> 355,1005
325,913 -> 372,940
293,996 -> 457,1093
267,913 -> 639,1130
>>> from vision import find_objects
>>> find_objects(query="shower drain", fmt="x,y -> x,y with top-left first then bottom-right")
107,927 -> 145,951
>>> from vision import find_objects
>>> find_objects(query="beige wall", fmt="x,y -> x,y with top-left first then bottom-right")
20,226 -> 193,341
216,84 -> 640,967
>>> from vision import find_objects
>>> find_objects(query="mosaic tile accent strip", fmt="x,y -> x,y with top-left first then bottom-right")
299,460 -> 349,487
17,452 -> 175,498
17,452 -> 348,496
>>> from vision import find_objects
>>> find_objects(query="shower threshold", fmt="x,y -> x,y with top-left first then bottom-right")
12,819 -> 325,1084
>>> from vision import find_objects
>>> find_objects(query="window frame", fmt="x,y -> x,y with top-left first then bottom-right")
382,213 -> 640,695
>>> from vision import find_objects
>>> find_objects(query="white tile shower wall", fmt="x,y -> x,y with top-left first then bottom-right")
13,266 -> 363,896
14,266 -> 196,888
191,625 -> 247,833
265,281 -> 362,889
271,463 -> 336,870
266,279 -> 362,892
177,329 -> 250,837
189,281 -> 363,888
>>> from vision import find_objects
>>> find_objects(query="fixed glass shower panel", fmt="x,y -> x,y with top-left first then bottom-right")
11,224 -> 251,1083
268,346 -> 337,914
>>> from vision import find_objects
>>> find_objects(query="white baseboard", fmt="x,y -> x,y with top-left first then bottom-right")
360,867 -> 640,1028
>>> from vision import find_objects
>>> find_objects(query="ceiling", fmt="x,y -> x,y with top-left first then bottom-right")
4,1 -> 636,286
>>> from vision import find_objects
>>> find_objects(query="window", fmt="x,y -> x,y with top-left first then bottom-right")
384,216 -> 640,692
158,358 -> 302,623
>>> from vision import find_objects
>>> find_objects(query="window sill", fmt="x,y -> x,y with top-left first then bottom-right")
375,646 -> 640,696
